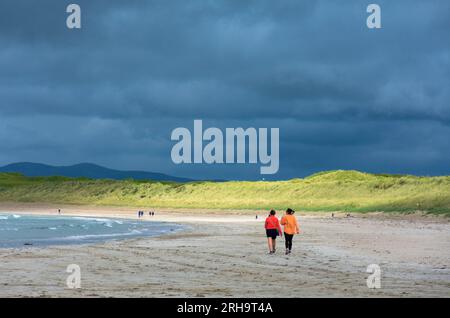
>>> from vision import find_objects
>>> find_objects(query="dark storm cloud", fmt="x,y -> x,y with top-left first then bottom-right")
0,0 -> 449,179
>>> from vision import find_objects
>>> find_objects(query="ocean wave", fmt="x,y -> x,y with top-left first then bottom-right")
0,214 -> 23,220
72,216 -> 116,228
62,230 -> 143,241
73,217 -> 112,223
0,227 -> 19,231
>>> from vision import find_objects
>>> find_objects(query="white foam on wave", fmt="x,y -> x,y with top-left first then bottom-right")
12,215 -> 21,219
62,229 -> 143,241
73,217 -> 112,223
72,216 -> 116,228
0,227 -> 19,231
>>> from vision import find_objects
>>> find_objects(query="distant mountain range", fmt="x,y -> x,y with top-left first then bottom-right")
0,162 -> 194,183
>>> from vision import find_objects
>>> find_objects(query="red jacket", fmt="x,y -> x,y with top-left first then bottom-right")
265,215 -> 282,233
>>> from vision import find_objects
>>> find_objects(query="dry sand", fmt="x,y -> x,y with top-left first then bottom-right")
0,203 -> 449,297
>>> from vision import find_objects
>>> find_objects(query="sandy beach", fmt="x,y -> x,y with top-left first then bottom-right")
0,203 -> 449,298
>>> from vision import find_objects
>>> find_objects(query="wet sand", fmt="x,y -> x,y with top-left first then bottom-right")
0,204 -> 449,297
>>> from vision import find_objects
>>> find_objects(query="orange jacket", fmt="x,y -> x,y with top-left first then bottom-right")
281,214 -> 299,235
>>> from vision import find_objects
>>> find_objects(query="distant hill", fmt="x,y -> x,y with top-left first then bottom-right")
0,162 -> 193,183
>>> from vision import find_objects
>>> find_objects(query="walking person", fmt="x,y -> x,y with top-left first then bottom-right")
281,208 -> 300,255
264,210 -> 282,254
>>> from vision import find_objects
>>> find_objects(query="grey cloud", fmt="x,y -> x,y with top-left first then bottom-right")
0,0 -> 449,179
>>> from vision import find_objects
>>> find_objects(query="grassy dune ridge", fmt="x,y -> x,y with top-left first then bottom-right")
0,171 -> 449,215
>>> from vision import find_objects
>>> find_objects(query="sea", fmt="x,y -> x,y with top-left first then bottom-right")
0,213 -> 183,248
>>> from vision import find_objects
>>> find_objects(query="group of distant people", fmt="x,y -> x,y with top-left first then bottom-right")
138,210 -> 156,218
264,208 -> 299,255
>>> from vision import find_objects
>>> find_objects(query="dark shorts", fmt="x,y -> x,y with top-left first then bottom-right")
266,229 -> 278,239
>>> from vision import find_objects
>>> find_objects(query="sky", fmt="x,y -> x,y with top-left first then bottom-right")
0,0 -> 449,180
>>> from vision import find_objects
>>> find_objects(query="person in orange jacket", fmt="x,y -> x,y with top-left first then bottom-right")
280,208 -> 300,255
264,210 -> 282,254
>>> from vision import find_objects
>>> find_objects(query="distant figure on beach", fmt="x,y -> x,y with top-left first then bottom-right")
280,208 -> 300,255
264,210 -> 282,254
58,209 -> 61,215
255,215 -> 258,220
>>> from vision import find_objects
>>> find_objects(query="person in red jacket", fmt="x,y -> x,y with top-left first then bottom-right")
265,210 -> 282,254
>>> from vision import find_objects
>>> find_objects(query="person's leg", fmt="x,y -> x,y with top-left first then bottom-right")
284,232 -> 289,249
267,237 -> 273,253
272,237 -> 276,252
284,233 -> 289,254
287,234 -> 293,251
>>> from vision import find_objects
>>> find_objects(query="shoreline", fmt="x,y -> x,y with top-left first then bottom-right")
0,201 -> 447,223
0,203 -> 449,297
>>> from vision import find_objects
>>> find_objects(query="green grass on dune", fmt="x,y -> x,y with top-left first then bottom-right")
0,170 -> 449,215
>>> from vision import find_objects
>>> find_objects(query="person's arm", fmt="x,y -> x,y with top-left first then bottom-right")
277,219 -> 283,236
295,217 -> 300,234
280,216 -> 286,226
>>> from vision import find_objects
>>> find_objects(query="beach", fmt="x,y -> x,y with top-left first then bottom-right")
0,203 -> 449,297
